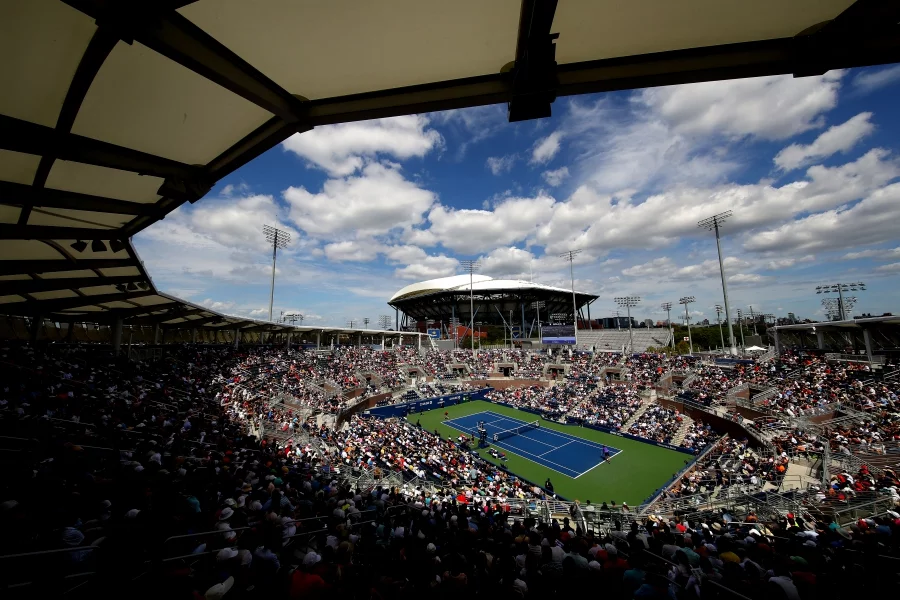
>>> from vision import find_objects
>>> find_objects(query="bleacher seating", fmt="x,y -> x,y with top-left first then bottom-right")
578,329 -> 672,352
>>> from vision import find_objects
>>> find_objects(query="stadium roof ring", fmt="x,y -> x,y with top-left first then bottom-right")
388,275 -> 598,327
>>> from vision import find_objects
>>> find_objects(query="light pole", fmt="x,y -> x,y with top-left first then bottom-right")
263,224 -> 291,322
460,259 -> 480,356
363,317 -> 370,329
748,305 -> 758,335
698,211 -> 737,355
816,282 -> 865,321
714,304 -> 725,351
661,302 -> 674,349
347,320 -> 357,329
378,315 -> 391,330
736,309 -> 746,351
559,250 -> 583,348
614,296 -> 641,354
532,301 -> 545,341
679,296 -> 695,354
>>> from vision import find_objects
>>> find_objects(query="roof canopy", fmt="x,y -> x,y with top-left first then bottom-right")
2,0 -> 898,330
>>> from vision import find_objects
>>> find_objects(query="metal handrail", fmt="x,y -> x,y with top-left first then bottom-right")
0,545 -> 97,560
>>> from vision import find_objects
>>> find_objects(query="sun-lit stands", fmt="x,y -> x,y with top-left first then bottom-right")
578,329 -> 673,353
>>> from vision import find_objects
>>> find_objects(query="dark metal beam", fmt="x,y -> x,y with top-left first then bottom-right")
240,324 -> 286,333
0,114 -> 203,181
304,30 -> 900,128
0,224 -> 122,240
120,118 -> 297,237
125,307 -> 207,325
64,1 -> 311,124
0,258 -> 134,277
0,180 -> 159,216
0,274 -> 145,295
508,0 -> 559,122
0,289 -> 156,316
161,314 -> 227,329
21,28 -> 119,225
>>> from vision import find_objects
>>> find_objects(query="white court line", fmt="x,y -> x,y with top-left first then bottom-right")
444,410 -> 608,478
504,429 -> 556,450
492,438 -> 581,478
480,410 -> 622,453
539,439 -> 573,457
573,449 -> 624,479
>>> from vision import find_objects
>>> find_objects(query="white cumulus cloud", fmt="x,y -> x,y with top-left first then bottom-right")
486,154 -> 517,175
282,115 -> 443,176
641,72 -> 842,141
542,166 -> 570,187
394,255 -> 459,280
284,163 -> 436,237
852,65 -> 900,95
774,112 -> 875,171
531,131 -> 563,164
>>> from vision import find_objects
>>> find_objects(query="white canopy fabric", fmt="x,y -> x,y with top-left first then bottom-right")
745,345 -> 767,351
1,0 -> 897,331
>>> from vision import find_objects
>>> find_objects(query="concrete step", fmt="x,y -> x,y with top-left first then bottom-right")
622,395 -> 654,429
671,415 -> 695,446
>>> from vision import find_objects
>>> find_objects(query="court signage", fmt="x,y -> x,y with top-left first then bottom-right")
364,388 -> 493,418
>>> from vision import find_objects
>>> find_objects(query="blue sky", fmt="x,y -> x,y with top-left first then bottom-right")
134,64 -> 900,326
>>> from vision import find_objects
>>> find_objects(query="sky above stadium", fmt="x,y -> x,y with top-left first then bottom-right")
134,65 -> 900,327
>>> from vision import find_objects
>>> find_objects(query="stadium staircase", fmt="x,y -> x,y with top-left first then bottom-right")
621,394 -> 655,429
671,414 -> 695,446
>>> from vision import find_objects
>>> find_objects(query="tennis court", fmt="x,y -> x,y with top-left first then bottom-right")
443,410 -> 621,478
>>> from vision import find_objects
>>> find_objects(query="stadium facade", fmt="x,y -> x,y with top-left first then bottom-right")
387,274 -> 598,339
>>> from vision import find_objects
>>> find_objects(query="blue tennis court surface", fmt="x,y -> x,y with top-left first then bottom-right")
444,411 -> 622,478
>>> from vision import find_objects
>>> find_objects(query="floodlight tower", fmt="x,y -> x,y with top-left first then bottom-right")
714,304 -> 725,351
679,296 -> 695,354
614,296 -> 641,354
698,211 -> 737,355
815,282 -> 865,321
661,302 -> 674,349
263,225 -> 291,322
559,250 -> 583,348
378,315 -> 391,330
363,317 -> 370,329
460,260 -> 480,356
736,309 -> 746,350
532,300 -> 545,341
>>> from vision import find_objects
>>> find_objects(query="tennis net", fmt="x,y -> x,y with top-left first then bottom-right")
493,420 -> 540,442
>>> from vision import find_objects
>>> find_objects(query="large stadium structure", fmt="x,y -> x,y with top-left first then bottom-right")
388,274 -> 598,337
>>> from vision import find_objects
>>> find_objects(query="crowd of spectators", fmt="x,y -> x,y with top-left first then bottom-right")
3,340 -> 900,600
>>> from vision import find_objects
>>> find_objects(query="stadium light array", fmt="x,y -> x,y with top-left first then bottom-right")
698,211 -> 737,355
459,260 -> 480,356
614,296 -> 640,354
559,249 -> 582,348
815,282 -> 865,321
263,224 -> 291,322
660,302 -> 674,349
714,304 -> 725,351
679,296 -> 695,354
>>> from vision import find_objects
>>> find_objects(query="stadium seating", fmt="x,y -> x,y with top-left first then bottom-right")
1,341 -> 897,600
578,329 -> 673,352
